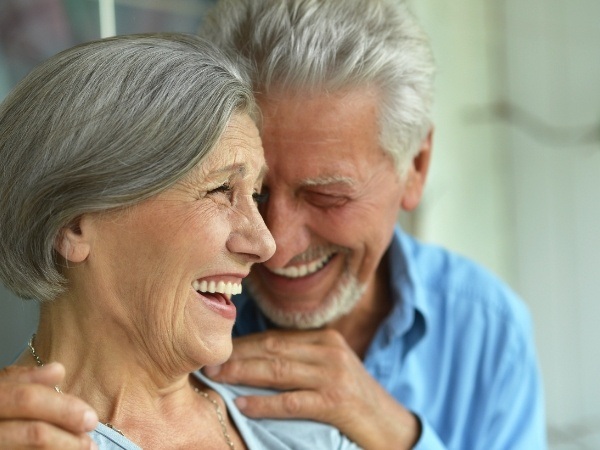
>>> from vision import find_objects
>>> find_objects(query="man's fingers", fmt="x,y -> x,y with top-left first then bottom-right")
205,329 -> 344,381
234,391 -> 328,422
0,420 -> 98,450
205,330 -> 357,388
203,331 -> 324,383
228,329 -> 346,360
205,356 -> 326,390
0,382 -> 98,434
0,363 -> 65,387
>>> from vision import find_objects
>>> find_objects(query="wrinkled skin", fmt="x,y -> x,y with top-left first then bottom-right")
0,364 -> 98,450
206,89 -> 432,449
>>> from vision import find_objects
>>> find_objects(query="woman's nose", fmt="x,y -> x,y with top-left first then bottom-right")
227,196 -> 276,263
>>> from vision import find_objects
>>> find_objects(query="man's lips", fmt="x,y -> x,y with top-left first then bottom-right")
265,253 -> 335,279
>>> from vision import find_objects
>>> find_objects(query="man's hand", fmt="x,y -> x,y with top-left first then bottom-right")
204,329 -> 421,449
0,363 -> 99,450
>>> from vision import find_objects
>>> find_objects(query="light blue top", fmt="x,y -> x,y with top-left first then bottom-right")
233,226 -> 548,449
90,371 -> 360,449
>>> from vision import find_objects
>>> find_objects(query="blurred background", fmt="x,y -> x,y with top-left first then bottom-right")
0,0 -> 598,448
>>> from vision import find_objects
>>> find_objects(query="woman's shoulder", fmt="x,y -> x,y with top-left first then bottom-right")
195,371 -> 361,449
90,423 -> 142,450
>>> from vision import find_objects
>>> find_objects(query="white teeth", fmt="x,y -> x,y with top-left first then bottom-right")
269,254 -> 332,279
198,280 -> 208,292
211,281 -> 220,293
192,280 -> 242,296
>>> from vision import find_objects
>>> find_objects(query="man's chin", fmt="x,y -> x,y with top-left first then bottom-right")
245,275 -> 365,330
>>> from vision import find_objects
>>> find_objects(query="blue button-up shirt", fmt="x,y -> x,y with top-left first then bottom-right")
233,226 -> 547,449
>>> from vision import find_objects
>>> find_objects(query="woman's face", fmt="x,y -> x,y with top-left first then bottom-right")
83,113 -> 275,374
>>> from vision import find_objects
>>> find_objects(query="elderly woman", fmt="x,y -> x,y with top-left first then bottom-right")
0,34 -> 360,449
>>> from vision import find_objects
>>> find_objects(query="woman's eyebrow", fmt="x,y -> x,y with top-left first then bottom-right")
208,162 -> 268,183
210,163 -> 247,177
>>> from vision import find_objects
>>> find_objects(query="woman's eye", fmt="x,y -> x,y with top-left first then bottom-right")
208,183 -> 232,195
206,183 -> 234,202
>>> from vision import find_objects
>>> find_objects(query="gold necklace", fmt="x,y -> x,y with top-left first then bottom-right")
27,334 -> 236,448
27,334 -> 125,436
195,388 -> 236,449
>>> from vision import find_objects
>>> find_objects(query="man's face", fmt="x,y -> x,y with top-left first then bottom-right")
246,88 -> 418,329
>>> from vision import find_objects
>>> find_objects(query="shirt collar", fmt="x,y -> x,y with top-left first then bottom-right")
379,226 -> 429,345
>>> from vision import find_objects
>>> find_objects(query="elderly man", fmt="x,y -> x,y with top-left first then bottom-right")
198,0 -> 547,449
0,0 -> 545,449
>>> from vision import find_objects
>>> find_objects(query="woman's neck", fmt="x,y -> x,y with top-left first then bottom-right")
23,298 -> 247,449
26,297 -> 193,433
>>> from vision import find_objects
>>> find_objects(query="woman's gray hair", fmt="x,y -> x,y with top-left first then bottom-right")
200,0 -> 435,176
0,33 -> 256,301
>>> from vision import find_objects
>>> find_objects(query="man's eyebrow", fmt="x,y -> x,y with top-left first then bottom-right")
301,175 -> 355,187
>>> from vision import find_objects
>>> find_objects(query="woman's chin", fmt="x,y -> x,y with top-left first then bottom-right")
193,340 -> 233,369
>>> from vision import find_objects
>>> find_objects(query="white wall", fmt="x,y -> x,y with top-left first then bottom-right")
413,0 -> 600,447
504,0 -> 600,446
412,0 -> 514,284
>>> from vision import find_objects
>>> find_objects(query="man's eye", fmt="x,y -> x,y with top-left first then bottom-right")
252,190 -> 270,204
305,192 -> 348,208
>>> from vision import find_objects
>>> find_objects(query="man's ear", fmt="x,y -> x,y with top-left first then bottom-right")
54,216 -> 92,263
400,128 -> 434,211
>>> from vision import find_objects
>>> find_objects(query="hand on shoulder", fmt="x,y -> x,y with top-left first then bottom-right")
0,363 -> 98,450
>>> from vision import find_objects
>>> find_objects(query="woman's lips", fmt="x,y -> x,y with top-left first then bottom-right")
192,279 -> 242,297
192,279 -> 241,320
198,292 -> 237,320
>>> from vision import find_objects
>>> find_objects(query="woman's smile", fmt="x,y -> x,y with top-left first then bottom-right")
193,276 -> 246,320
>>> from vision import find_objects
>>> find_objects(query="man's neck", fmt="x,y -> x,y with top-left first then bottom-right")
329,263 -> 391,358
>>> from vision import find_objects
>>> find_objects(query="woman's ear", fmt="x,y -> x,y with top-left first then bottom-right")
54,216 -> 92,263
400,128 -> 433,211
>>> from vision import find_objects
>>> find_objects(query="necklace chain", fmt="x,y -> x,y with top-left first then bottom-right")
27,334 -> 124,435
28,334 -> 235,449
195,388 -> 236,449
